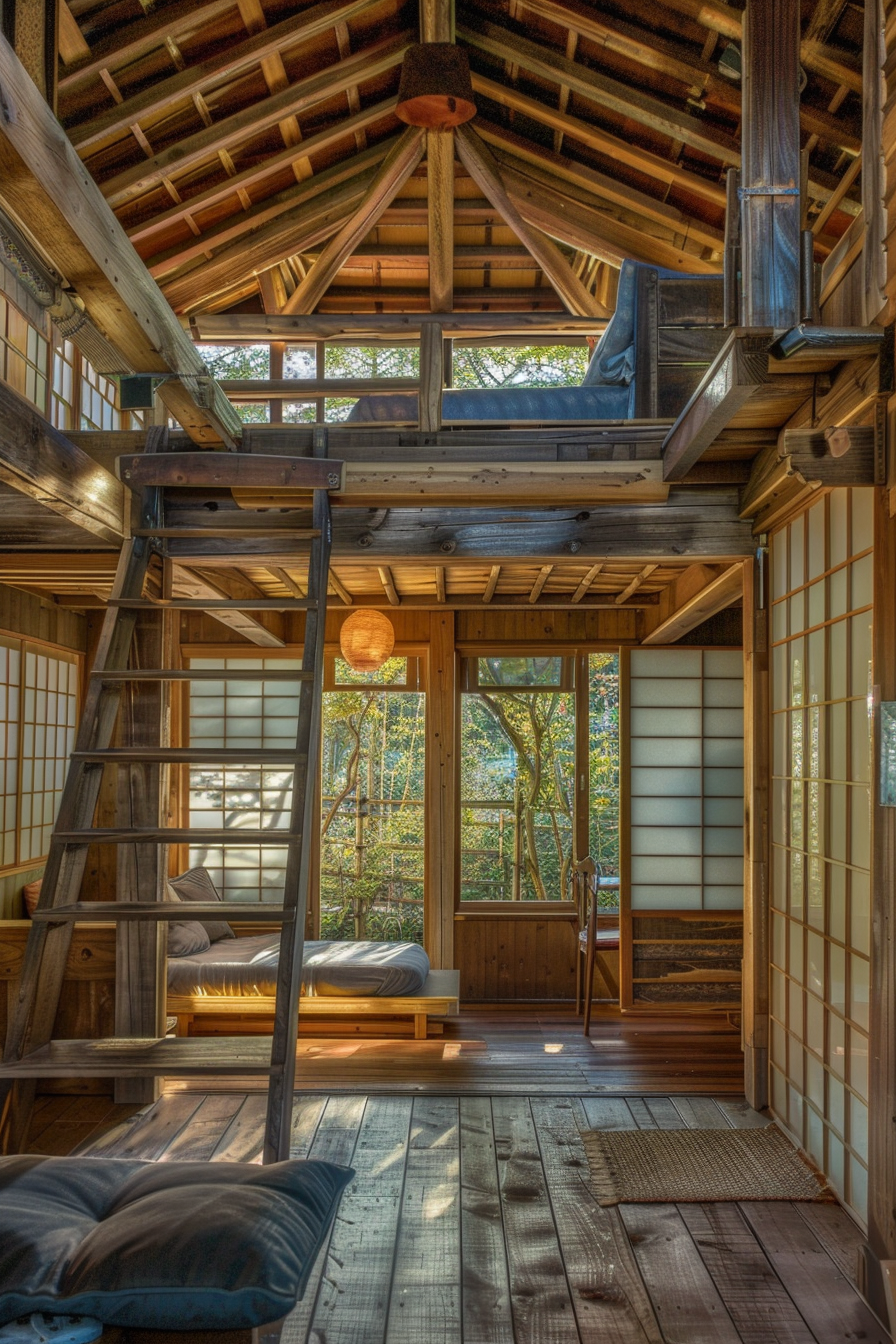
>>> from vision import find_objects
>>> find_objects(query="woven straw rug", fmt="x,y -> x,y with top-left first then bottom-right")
581,1126 -> 830,1206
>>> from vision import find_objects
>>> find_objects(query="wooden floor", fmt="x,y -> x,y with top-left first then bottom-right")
24,1011 -> 886,1344
168,1006 -> 747,1095
72,1089 -> 890,1344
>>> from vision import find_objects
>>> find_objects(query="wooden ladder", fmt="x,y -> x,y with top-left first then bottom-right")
0,433 -> 338,1162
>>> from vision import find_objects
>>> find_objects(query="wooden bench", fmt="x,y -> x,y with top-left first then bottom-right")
169,970 -> 461,1041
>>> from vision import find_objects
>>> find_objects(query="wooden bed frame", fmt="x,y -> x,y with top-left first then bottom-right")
1,921 -> 459,1042
169,969 -> 460,1040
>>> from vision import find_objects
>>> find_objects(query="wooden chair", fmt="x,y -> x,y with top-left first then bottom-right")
572,856 -> 620,1036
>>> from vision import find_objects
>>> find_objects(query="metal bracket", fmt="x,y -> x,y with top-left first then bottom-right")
738,186 -> 800,198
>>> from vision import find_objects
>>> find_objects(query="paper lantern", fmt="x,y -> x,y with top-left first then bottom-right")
396,44 -> 476,129
339,610 -> 395,672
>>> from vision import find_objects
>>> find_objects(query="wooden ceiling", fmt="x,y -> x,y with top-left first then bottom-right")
56,0 -> 864,319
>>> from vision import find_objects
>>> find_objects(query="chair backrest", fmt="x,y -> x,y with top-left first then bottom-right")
571,856 -> 598,938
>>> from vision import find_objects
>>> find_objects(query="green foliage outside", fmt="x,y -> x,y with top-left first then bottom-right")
452,344 -> 589,389
319,664 -> 425,943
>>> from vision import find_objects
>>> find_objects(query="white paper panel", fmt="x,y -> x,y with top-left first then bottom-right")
630,648 -> 702,678
631,795 -> 702,826
702,650 -> 743,678
630,885 -> 702,909
631,706 -> 702,737
703,678 -> 744,708
630,677 -> 702,707
704,797 -> 744,826
631,825 -> 702,855
630,737 -> 701,767
703,737 -> 744,768
630,767 -> 701,797
704,707 -> 744,737
703,856 -> 744,884
703,827 -> 744,856
632,855 -> 702,884
704,767 -> 744,796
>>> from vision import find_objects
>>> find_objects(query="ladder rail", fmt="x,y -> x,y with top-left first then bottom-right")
264,486 -> 331,1164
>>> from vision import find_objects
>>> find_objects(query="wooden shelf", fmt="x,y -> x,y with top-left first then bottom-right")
0,1037 -> 280,1078
31,903 -> 292,922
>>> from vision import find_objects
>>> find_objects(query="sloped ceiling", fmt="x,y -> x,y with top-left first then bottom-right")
57,0 -> 863,318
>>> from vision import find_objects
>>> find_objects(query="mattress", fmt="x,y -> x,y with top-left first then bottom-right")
166,934 -> 431,999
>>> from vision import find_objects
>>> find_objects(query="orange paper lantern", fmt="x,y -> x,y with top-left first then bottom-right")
396,44 -> 477,129
339,609 -> 395,671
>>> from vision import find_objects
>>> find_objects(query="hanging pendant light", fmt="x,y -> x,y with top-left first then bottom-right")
396,43 -> 477,129
339,609 -> 395,672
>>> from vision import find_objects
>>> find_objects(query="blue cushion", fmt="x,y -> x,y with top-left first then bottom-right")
0,1154 -> 353,1329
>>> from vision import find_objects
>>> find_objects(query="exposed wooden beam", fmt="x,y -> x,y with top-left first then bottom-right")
147,140 -> 394,281
421,0 -> 453,42
455,125 -> 608,318
172,567 -> 286,646
281,127 -> 426,315
460,20 -> 742,164
483,565 -> 501,602
570,562 -> 603,603
230,459 -> 669,508
477,118 -> 724,255
0,34 -> 241,447
528,565 -> 553,603
662,333 -> 772,482
99,32 -> 410,208
58,0 -> 236,90
328,572 -> 354,605
190,313 -> 610,340
435,566 -> 447,603
641,563 -> 744,643
269,566 -> 305,598
68,0 -> 376,152
428,131 -> 455,312
160,170 -> 376,313
498,154 -> 721,274
0,382 -> 126,544
378,566 -> 400,606
614,564 -> 658,604
222,378 -> 420,399
126,100 -> 397,248
471,74 -> 728,209
58,2 -> 91,65
121,453 -> 345,491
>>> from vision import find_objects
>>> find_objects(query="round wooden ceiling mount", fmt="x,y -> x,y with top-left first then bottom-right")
396,44 -> 477,129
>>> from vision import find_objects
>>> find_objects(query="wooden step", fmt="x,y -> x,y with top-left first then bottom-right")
54,828 -> 299,844
108,597 -> 317,611
30,902 -> 291,922
74,748 -> 307,764
90,669 -> 313,682
0,1038 -> 280,1078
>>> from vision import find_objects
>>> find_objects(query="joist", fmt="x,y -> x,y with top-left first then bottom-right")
120,453 -> 345,490
189,313 -> 610,340
0,35 -> 241,448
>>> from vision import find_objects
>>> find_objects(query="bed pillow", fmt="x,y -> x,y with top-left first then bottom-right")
169,867 -> 235,943
0,1154 -> 354,1329
165,890 -> 211,959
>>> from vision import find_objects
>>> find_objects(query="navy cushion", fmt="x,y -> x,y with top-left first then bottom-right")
0,1155 -> 353,1329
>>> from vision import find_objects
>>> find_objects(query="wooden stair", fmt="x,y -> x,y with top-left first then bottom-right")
0,428 -> 340,1163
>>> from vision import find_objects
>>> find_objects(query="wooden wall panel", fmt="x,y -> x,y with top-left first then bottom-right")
0,583 -> 85,653
454,914 -> 577,1001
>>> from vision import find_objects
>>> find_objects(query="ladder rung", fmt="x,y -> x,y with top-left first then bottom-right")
54,829 -> 300,844
31,902 -> 291,922
74,749 -> 307,764
0,1038 -> 281,1079
132,528 -> 321,539
90,669 -> 312,682
108,598 -> 317,610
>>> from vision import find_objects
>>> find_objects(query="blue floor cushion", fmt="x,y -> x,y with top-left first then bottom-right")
0,1155 -> 353,1330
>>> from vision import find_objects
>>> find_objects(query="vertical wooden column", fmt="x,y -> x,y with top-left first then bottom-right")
419,322 -> 444,432
426,610 -> 456,969
422,0 -> 456,315
867,489 -> 896,1288
114,582 -> 170,1104
742,553 -> 770,1110
740,0 -> 801,329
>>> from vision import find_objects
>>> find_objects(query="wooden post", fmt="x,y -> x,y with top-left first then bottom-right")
742,553 -> 770,1110
740,0 -> 801,328
866,488 -> 896,1300
425,610 -> 456,969
419,322 -> 443,431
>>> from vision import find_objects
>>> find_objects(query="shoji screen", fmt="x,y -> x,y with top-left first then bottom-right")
629,648 -> 744,910
769,489 -> 873,1224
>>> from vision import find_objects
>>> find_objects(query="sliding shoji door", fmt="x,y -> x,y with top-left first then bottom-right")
769,489 -> 873,1224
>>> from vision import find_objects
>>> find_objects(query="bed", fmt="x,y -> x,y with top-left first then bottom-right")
165,869 -> 458,1039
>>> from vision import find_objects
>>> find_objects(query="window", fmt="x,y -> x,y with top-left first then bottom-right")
80,358 -> 121,430
460,655 -> 580,902
0,636 -> 78,873
0,293 -> 49,413
51,337 -> 77,432
186,653 -> 426,943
